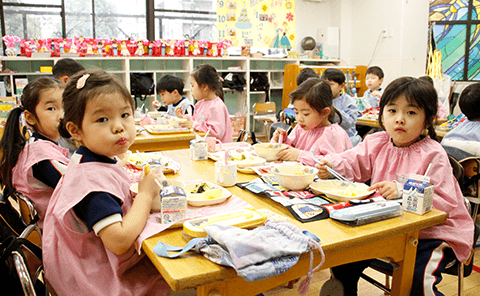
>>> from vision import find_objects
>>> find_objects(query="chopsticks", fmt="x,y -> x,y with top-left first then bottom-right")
311,157 -> 355,187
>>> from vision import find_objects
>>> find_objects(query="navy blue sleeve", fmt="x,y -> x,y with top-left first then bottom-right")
73,192 -> 123,230
32,159 -> 63,188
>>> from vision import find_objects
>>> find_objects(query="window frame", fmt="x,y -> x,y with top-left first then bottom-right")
430,0 -> 480,81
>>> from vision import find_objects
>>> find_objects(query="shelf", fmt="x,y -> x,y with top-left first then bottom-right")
1,56 -> 345,132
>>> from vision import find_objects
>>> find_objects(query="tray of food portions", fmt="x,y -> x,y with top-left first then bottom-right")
127,152 -> 180,174
142,124 -> 190,135
184,181 -> 232,207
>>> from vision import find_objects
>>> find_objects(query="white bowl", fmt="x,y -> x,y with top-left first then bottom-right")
148,111 -> 167,118
272,164 -> 318,191
168,117 -> 188,128
253,143 -> 288,161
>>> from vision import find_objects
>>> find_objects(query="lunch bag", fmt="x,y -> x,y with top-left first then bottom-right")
153,220 -> 324,294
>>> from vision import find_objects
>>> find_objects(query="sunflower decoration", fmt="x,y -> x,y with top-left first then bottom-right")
286,1 -> 293,10
289,34 -> 295,41
262,4 -> 268,12
264,36 -> 272,46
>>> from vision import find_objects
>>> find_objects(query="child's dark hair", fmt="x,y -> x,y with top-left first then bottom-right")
320,68 -> 345,84
378,77 -> 438,141
156,75 -> 184,96
288,78 -> 342,124
52,58 -> 85,79
366,66 -> 384,79
418,75 -> 434,87
458,82 -> 480,120
190,64 -> 224,101
59,68 -> 134,139
0,77 -> 64,195
297,68 -> 319,86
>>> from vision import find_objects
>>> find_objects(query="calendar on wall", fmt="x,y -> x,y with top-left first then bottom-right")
217,0 -> 296,49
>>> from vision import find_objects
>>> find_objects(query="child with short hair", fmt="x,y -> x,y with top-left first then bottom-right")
362,66 -> 384,108
316,77 -> 474,296
176,64 -> 233,143
152,75 -> 194,117
0,77 -> 69,230
43,68 -> 169,295
441,82 -> 480,157
297,67 -> 319,86
52,58 -> 85,84
321,68 -> 361,146
271,78 -> 352,166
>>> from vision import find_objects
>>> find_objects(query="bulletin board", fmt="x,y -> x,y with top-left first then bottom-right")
217,0 -> 296,49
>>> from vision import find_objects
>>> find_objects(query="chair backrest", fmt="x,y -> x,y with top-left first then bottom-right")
253,102 -> 276,114
459,157 -> 480,195
1,224 -> 45,296
269,122 -> 293,140
14,192 -> 38,227
448,155 -> 465,189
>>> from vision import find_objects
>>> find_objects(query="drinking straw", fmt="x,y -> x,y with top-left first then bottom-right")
202,128 -> 211,141
424,164 -> 432,176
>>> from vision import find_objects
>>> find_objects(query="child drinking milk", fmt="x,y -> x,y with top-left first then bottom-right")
43,68 -> 169,295
271,78 -> 352,166
0,77 -> 69,230
176,64 -> 233,143
315,77 -> 474,296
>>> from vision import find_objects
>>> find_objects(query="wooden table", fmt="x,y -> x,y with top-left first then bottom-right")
356,117 -> 449,140
131,130 -> 205,152
142,149 -> 447,296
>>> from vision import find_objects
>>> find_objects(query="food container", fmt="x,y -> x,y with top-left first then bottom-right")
183,208 -> 267,238
272,164 -> 318,191
160,183 -> 187,223
253,143 -> 288,161
168,117 -> 188,128
215,161 -> 237,187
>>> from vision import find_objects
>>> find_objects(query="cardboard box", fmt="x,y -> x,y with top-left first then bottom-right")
190,139 -> 207,161
160,185 -> 187,223
402,174 -> 434,215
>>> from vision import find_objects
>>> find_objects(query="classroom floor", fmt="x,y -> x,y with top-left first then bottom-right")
262,244 -> 480,296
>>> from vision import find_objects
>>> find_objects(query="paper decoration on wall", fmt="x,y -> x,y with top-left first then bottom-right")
217,0 -> 296,49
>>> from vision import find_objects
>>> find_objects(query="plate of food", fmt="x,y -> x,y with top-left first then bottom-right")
127,152 -> 180,174
143,125 -> 190,134
309,180 -> 375,202
184,181 -> 232,207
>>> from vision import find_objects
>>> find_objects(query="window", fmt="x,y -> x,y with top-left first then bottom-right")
429,0 -> 480,81
1,0 -> 147,41
154,0 -> 216,41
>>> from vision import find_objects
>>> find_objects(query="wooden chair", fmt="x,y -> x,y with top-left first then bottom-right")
252,102 -> 277,141
12,192 -> 41,247
459,157 -> 480,221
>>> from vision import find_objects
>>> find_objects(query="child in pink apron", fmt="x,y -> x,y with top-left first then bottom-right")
43,68 -> 169,295
175,64 -> 233,143
271,78 -> 352,166
0,77 -> 69,230
316,77 -> 474,296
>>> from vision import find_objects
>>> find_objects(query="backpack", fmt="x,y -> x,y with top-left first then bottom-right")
250,72 -> 270,102
130,73 -> 155,106
221,73 -> 246,91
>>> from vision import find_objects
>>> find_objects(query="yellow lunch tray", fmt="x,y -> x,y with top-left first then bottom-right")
183,208 -> 267,238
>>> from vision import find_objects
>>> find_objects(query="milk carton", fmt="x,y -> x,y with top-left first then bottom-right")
160,185 -> 187,223
402,174 -> 434,215
190,139 -> 208,161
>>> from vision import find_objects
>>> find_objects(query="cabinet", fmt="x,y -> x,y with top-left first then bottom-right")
0,56 -> 341,131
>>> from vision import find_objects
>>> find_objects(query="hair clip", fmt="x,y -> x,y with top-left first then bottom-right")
76,74 -> 90,89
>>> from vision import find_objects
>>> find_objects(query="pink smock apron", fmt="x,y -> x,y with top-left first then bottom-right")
12,139 -> 69,230
43,158 -> 169,296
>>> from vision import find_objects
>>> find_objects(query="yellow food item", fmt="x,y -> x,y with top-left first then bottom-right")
144,163 -> 150,175
343,185 -> 357,197
203,189 -> 223,199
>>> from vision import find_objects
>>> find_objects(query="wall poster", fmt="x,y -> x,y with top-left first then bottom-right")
217,0 -> 296,49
